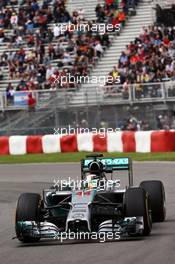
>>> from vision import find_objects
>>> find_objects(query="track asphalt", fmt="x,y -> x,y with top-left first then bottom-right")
0,162 -> 175,264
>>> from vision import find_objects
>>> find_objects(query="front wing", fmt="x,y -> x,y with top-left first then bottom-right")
15,217 -> 144,242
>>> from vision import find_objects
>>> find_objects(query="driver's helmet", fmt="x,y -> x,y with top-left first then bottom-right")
89,161 -> 103,177
84,174 -> 99,189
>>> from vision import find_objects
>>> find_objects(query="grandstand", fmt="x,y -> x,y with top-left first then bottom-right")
0,0 -> 175,135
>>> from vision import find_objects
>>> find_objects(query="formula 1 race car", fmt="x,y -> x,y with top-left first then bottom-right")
15,154 -> 166,243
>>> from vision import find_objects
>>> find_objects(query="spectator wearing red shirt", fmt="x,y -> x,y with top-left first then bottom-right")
163,36 -> 170,46
130,53 -> 140,64
112,16 -> 119,28
118,11 -> 126,26
106,0 -> 114,7
28,93 -> 36,111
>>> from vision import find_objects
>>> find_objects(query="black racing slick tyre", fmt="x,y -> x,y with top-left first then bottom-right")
15,193 -> 42,242
140,180 -> 166,222
124,187 -> 152,236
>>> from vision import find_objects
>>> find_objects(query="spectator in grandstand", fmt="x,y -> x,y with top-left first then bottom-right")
100,120 -> 108,130
122,79 -> 130,99
16,34 -> 24,45
28,93 -> 36,112
53,0 -> 71,23
95,0 -> 137,34
119,51 -> 128,66
105,66 -> 120,86
0,29 -> 4,42
128,0 -> 137,10
78,8 -> 85,21
134,81 -> 142,99
0,66 -> 3,79
16,79 -> 27,91
118,10 -> 126,26
101,32 -> 110,47
10,0 -> 18,5
6,83 -> 15,105
127,117 -> 138,130
10,12 -> 18,28
119,115 -> 150,131
157,114 -> 171,130
105,25 -> 175,98
46,65 -> 54,80
53,24 -> 61,38
63,51 -> 72,64
37,64 -> 46,83
81,118 -> 88,128
1,51 -> 8,66
0,0 -> 112,92
95,4 -> 105,23
94,41 -> 104,58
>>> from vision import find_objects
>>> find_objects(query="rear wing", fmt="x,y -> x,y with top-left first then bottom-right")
81,157 -> 133,186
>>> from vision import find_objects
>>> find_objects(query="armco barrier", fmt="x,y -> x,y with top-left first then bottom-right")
0,131 -> 175,155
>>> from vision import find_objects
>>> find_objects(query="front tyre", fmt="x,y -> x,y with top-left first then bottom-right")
124,187 -> 152,236
15,193 -> 42,242
140,180 -> 166,222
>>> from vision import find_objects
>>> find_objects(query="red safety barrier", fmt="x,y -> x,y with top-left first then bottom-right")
122,132 -> 136,152
26,136 -> 43,154
93,134 -> 107,152
60,134 -> 78,152
2,131 -> 175,155
0,137 -> 9,155
151,131 -> 175,152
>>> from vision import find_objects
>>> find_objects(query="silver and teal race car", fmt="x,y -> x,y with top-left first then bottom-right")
15,154 -> 166,243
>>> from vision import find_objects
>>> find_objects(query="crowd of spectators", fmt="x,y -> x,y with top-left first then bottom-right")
73,114 -> 151,131
105,25 -> 175,99
0,0 -> 145,105
0,0 -> 117,103
119,112 -> 173,131
99,115 -> 151,131
118,116 -> 151,131
96,0 -> 140,24
156,113 -> 172,130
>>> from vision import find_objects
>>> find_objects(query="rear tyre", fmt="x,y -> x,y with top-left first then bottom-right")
140,180 -> 166,222
124,187 -> 152,236
15,193 -> 42,242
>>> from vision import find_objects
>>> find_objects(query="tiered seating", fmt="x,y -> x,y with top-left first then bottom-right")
0,0 -> 142,106
0,0 -> 110,97
104,25 -> 175,99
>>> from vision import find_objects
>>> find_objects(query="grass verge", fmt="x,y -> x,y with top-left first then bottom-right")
0,152 -> 175,164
